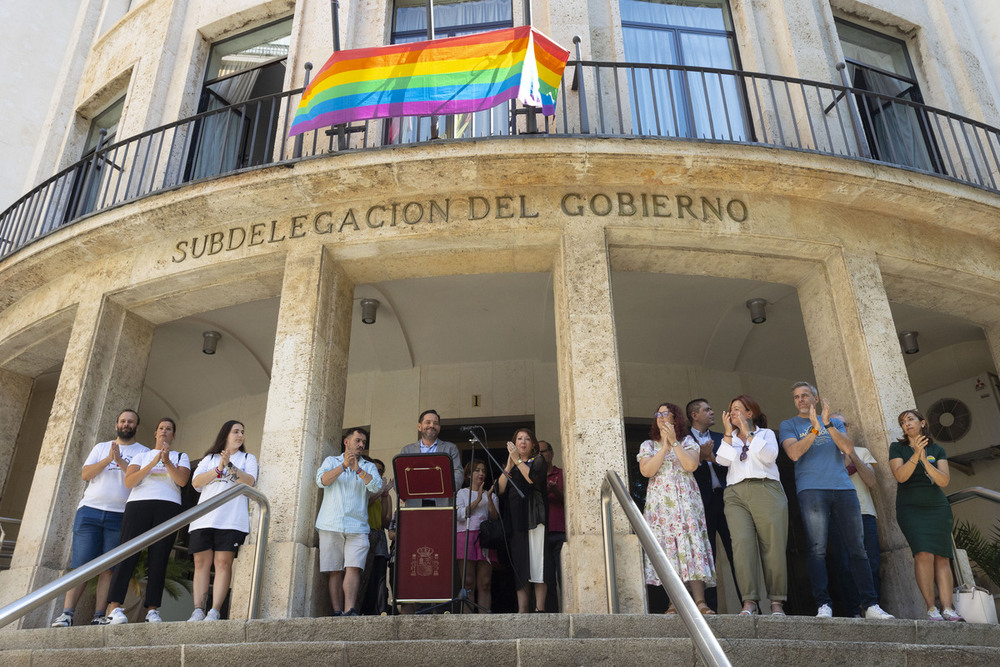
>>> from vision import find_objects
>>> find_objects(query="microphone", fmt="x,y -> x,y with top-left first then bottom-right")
459,425 -> 483,432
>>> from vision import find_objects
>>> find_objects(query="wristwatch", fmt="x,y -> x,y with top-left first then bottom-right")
808,427 -> 820,435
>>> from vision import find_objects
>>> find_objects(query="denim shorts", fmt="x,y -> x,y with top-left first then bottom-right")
70,505 -> 123,568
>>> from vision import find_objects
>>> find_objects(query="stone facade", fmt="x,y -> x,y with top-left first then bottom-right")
1,0 -> 999,626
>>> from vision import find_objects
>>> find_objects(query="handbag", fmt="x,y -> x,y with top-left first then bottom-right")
478,517 -> 505,550
953,585 -> 998,624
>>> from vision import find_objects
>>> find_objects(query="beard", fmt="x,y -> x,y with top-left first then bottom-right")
116,425 -> 137,440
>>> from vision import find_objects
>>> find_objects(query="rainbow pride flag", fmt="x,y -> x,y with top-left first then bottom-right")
288,26 -> 570,136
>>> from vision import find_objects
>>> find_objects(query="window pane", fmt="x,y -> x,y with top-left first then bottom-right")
837,20 -> 913,80
835,20 -> 938,174
393,0 -> 512,38
206,17 -> 293,82
621,0 -> 731,31
622,0 -> 745,140
84,96 -> 125,154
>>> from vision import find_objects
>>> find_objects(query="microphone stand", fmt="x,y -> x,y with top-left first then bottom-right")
434,428 -> 524,615
447,435 -> 490,614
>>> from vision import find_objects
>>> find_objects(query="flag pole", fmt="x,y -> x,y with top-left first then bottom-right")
331,0 -> 348,150
426,0 -> 440,140
523,0 -> 537,133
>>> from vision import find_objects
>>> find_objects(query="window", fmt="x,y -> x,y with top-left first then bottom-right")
836,19 -> 941,173
64,96 -> 126,221
389,0 -> 514,142
187,17 -> 292,180
621,0 -> 746,139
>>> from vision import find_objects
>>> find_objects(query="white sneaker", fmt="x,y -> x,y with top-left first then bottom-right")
926,606 -> 944,621
816,603 -> 833,618
204,609 -> 220,621
941,607 -> 965,622
865,604 -> 894,620
107,608 -> 129,625
51,612 -> 73,627
187,608 -> 206,622
145,609 -> 163,623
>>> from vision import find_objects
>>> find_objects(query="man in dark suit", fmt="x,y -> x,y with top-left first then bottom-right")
686,398 -> 740,611
399,409 -> 463,507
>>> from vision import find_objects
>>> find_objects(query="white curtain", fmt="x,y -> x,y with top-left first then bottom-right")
621,0 -> 745,140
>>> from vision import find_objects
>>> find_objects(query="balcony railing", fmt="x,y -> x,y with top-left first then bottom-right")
3,61 -> 999,261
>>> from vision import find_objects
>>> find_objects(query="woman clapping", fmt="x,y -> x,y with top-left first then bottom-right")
638,402 -> 716,615
498,428 -> 548,613
889,410 -> 963,621
105,418 -> 191,624
187,420 -> 258,621
715,395 -> 788,616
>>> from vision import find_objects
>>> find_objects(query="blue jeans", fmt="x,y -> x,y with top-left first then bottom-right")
70,505 -> 123,568
798,489 -> 877,609
830,513 -> 881,615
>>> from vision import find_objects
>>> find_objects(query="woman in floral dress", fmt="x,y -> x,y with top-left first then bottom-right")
638,402 -> 716,615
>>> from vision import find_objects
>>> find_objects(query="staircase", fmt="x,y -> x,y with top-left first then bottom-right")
2,613 -> 997,665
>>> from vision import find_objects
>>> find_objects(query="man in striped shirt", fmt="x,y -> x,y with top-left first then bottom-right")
316,427 -> 383,616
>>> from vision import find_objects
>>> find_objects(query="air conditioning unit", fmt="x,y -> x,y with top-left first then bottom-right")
916,373 -> 1000,458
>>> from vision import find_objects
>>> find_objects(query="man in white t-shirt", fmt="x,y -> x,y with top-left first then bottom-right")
51,409 -> 149,627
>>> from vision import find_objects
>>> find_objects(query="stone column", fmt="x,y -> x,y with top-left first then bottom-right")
0,369 -> 32,502
0,297 -> 153,629
552,222 -> 643,613
241,247 -> 353,619
796,249 -> 924,618
985,324 -> 1000,380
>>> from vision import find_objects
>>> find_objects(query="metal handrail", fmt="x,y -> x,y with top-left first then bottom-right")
601,470 -> 730,667
947,486 -> 1000,589
3,59 -> 999,262
0,484 -> 269,629
947,486 -> 1000,506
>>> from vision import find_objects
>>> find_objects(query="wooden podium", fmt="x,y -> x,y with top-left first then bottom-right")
392,453 -> 456,606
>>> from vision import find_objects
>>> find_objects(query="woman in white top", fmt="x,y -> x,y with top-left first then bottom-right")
456,460 -> 499,612
187,420 -> 258,621
105,418 -> 191,624
714,395 -> 788,616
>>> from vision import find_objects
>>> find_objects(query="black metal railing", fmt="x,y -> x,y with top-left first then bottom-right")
3,61 -> 999,261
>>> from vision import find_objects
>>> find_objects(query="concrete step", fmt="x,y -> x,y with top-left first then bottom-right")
2,614 -> 997,666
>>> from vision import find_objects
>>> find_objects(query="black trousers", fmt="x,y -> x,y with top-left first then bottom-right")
107,499 -> 181,608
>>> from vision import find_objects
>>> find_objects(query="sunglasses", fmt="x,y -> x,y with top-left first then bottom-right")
739,442 -> 750,462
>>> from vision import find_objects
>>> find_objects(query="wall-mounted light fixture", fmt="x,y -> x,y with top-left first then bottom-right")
202,330 -> 222,355
899,330 -> 920,355
361,298 -> 380,325
746,298 -> 767,324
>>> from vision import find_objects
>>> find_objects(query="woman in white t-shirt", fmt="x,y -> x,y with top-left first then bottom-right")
105,418 -> 191,624
456,460 -> 499,612
186,420 -> 258,621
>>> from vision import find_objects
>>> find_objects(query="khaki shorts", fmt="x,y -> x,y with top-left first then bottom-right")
318,530 -> 369,572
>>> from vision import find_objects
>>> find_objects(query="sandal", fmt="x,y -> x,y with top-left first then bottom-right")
665,604 -> 678,616
738,602 -> 758,616
695,600 -> 716,616
771,602 -> 786,616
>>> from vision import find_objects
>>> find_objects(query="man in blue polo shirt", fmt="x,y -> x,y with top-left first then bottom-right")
779,382 -> 893,620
